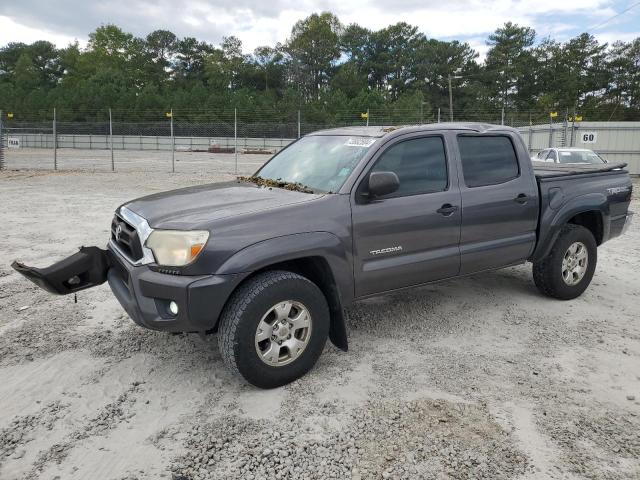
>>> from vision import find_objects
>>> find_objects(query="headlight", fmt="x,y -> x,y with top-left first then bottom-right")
145,230 -> 209,266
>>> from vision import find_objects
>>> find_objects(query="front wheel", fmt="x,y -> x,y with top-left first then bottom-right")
217,270 -> 329,388
532,224 -> 597,300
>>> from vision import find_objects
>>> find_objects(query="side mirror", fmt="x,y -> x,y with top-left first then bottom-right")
368,171 -> 399,198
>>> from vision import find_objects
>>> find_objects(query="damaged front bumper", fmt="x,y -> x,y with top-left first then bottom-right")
11,246 -> 110,295
12,245 -> 245,333
107,246 -> 244,332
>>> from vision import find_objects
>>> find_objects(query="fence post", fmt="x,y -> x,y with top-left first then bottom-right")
366,108 -> 369,127
234,108 -> 238,175
170,108 -> 175,173
501,107 -> 505,125
562,109 -> 569,147
437,108 -> 441,123
448,75 -> 453,122
0,109 -> 4,170
548,114 -> 553,148
297,110 -> 301,139
528,114 -> 533,152
53,108 -> 57,170
109,108 -> 114,171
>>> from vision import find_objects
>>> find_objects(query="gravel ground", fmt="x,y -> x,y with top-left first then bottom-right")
0,169 -> 638,480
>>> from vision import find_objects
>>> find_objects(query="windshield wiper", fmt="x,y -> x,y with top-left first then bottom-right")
237,176 -> 316,194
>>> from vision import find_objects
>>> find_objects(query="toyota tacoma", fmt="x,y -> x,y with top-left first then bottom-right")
12,124 -> 634,388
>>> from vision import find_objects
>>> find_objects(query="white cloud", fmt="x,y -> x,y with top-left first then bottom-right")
594,30 -> 640,44
511,0 -> 613,15
0,0 -> 637,56
464,38 -> 492,63
0,15 -> 82,47
220,0 -> 624,51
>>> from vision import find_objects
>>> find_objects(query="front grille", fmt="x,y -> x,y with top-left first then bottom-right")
111,214 -> 144,261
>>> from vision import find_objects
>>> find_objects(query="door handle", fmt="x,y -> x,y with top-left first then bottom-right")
514,194 -> 528,204
437,204 -> 459,216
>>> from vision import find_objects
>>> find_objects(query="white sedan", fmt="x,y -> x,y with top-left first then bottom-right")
532,147 -> 607,164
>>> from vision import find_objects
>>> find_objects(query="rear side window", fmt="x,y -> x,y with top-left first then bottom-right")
458,136 -> 520,187
371,136 -> 448,197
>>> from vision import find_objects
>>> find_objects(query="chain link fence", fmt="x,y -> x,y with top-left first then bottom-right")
1,107 -> 638,174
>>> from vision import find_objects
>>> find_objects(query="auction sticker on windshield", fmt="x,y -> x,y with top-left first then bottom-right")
345,137 -> 376,147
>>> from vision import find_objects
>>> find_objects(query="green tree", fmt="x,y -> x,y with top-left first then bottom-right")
558,33 -> 608,110
13,53 -> 40,90
413,39 -> 480,112
175,37 -> 215,82
485,22 -> 536,108
145,29 -> 177,84
252,46 -> 285,91
1,15 -> 639,122
368,22 -> 424,98
340,24 -> 372,69
286,12 -> 343,98
0,42 -> 29,78
146,30 -> 177,64
331,62 -> 368,98
627,39 -> 640,112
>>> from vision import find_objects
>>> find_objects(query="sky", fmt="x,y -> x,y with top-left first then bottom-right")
0,0 -> 638,60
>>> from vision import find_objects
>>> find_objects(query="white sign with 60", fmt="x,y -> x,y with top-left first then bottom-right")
580,132 -> 598,144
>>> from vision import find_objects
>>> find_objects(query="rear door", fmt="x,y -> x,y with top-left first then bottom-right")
456,133 -> 538,275
351,134 -> 462,297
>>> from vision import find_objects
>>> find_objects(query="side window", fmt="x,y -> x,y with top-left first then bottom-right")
547,150 -> 557,162
457,136 -> 520,188
371,136 -> 448,196
537,150 -> 547,159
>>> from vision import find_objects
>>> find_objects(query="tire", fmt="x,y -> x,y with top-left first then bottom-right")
217,270 -> 330,388
532,224 -> 597,300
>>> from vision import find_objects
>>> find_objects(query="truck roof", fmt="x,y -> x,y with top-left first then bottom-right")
309,123 -> 519,138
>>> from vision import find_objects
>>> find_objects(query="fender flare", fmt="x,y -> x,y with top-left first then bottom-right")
216,232 -> 354,351
532,192 -> 607,263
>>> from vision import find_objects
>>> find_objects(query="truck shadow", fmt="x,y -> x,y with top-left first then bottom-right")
345,265 -> 541,337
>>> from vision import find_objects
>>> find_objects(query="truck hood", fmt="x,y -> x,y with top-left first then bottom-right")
122,181 -> 323,229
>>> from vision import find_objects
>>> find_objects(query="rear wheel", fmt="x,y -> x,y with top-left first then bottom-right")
532,224 -> 597,300
218,270 -> 329,388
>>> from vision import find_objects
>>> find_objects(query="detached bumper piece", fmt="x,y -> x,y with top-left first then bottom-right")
11,246 -> 110,295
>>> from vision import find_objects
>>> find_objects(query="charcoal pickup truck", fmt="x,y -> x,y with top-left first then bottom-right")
12,123 -> 633,388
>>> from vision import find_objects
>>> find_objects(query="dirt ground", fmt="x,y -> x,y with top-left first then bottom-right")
2,147 -> 270,174
0,170 -> 638,480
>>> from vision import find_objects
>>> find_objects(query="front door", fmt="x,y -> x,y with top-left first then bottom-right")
351,134 -> 462,297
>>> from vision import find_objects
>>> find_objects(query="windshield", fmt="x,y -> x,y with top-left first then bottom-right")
558,150 -> 606,164
255,135 -> 376,193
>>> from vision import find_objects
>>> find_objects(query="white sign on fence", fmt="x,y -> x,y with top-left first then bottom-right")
8,137 -> 20,148
580,132 -> 598,144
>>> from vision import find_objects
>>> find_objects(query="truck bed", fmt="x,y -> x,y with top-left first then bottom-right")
530,160 -> 632,263
532,161 -> 628,179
